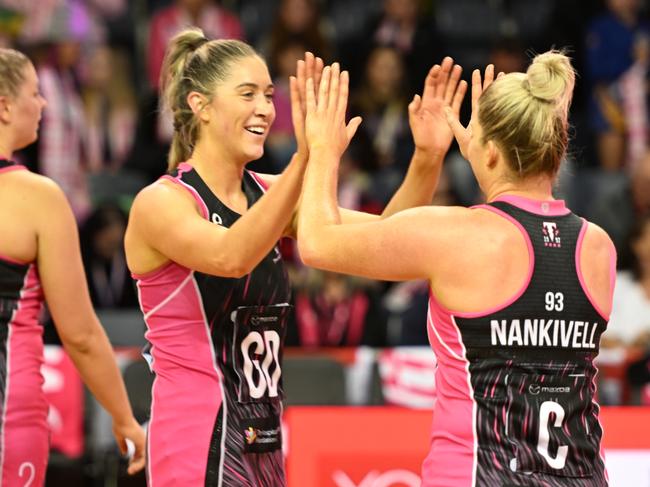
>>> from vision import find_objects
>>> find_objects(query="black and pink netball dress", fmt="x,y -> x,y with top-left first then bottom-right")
134,162 -> 291,486
423,195 -> 611,487
0,159 -> 49,487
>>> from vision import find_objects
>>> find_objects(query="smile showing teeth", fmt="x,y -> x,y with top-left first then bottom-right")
246,126 -> 265,135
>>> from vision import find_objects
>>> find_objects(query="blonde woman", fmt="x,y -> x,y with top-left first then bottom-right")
0,48 -> 145,486
125,25 -> 466,485
299,51 -> 616,486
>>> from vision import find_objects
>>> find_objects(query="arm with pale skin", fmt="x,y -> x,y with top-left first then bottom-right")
296,63 -> 444,282
31,177 -> 145,475
296,64 -> 497,283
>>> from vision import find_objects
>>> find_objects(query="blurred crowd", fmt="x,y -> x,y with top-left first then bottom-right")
3,0 -> 650,406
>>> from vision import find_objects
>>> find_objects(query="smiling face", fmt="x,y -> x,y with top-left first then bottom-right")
7,63 -> 46,151
199,55 -> 275,164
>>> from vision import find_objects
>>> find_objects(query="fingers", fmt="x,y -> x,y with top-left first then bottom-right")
304,51 -> 314,82
434,56 -> 453,99
305,77 -> 317,114
451,79 -> 468,115
483,64 -> 495,90
289,76 -> 305,135
408,94 -> 421,115
422,64 -> 441,100
317,65 -> 331,112
296,59 -> 306,111
444,106 -> 467,143
127,450 -> 146,475
336,70 -> 350,120
471,68 -> 482,111
314,56 -> 324,97
443,64 -> 463,105
346,116 -> 363,143
329,63 -> 340,111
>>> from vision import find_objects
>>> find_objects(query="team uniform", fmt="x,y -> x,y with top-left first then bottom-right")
423,195 -> 612,487
0,160 -> 49,487
135,162 -> 291,486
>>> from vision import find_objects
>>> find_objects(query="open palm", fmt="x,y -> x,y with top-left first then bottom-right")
445,64 -> 500,159
409,57 -> 466,157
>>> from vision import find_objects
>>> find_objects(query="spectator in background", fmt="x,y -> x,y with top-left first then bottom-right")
26,3 -> 92,219
590,148 -> 650,254
350,45 -> 412,204
488,38 -> 527,76
263,0 -> 332,62
146,0 -> 244,176
604,214 -> 650,350
291,270 -> 387,348
341,0 -> 439,95
585,0 -> 650,170
147,0 -> 243,91
80,45 -> 136,174
80,203 -> 137,309
266,39 -> 308,170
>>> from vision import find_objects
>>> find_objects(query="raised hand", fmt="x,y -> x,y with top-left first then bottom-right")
409,57 -> 467,158
305,63 -> 362,158
289,52 -> 324,160
445,64 -> 497,159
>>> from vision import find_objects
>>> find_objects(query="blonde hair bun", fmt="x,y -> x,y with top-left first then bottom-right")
526,50 -> 575,106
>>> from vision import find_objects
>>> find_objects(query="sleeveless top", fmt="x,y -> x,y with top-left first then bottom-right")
422,195 -> 612,487
135,162 -> 291,486
0,159 -> 48,481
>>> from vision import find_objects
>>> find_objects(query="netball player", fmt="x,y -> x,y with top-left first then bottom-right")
125,25 -> 466,486
299,51 -> 615,486
0,48 -> 145,485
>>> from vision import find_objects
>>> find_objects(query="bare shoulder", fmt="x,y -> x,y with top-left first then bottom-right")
3,169 -> 65,199
130,178 -> 198,220
581,220 -> 616,272
583,221 -> 615,251
0,171 -> 72,219
579,220 -> 616,316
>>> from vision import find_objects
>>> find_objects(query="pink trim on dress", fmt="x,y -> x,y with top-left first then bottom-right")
161,163 -> 209,219
575,220 -> 610,321
492,194 -> 570,216
421,302 -> 476,486
428,204 -> 535,319
0,164 -> 25,175
248,171 -> 269,192
131,261 -> 176,281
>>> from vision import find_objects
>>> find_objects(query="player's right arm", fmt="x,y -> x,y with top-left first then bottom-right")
25,174 -> 145,475
579,221 -> 617,318
126,152 -> 306,278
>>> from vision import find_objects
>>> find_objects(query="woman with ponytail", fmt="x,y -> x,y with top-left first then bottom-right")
0,48 -> 145,485
298,50 -> 616,486
125,26 -> 467,486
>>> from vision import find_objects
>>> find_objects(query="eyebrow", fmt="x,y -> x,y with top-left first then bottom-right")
235,82 -> 274,90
